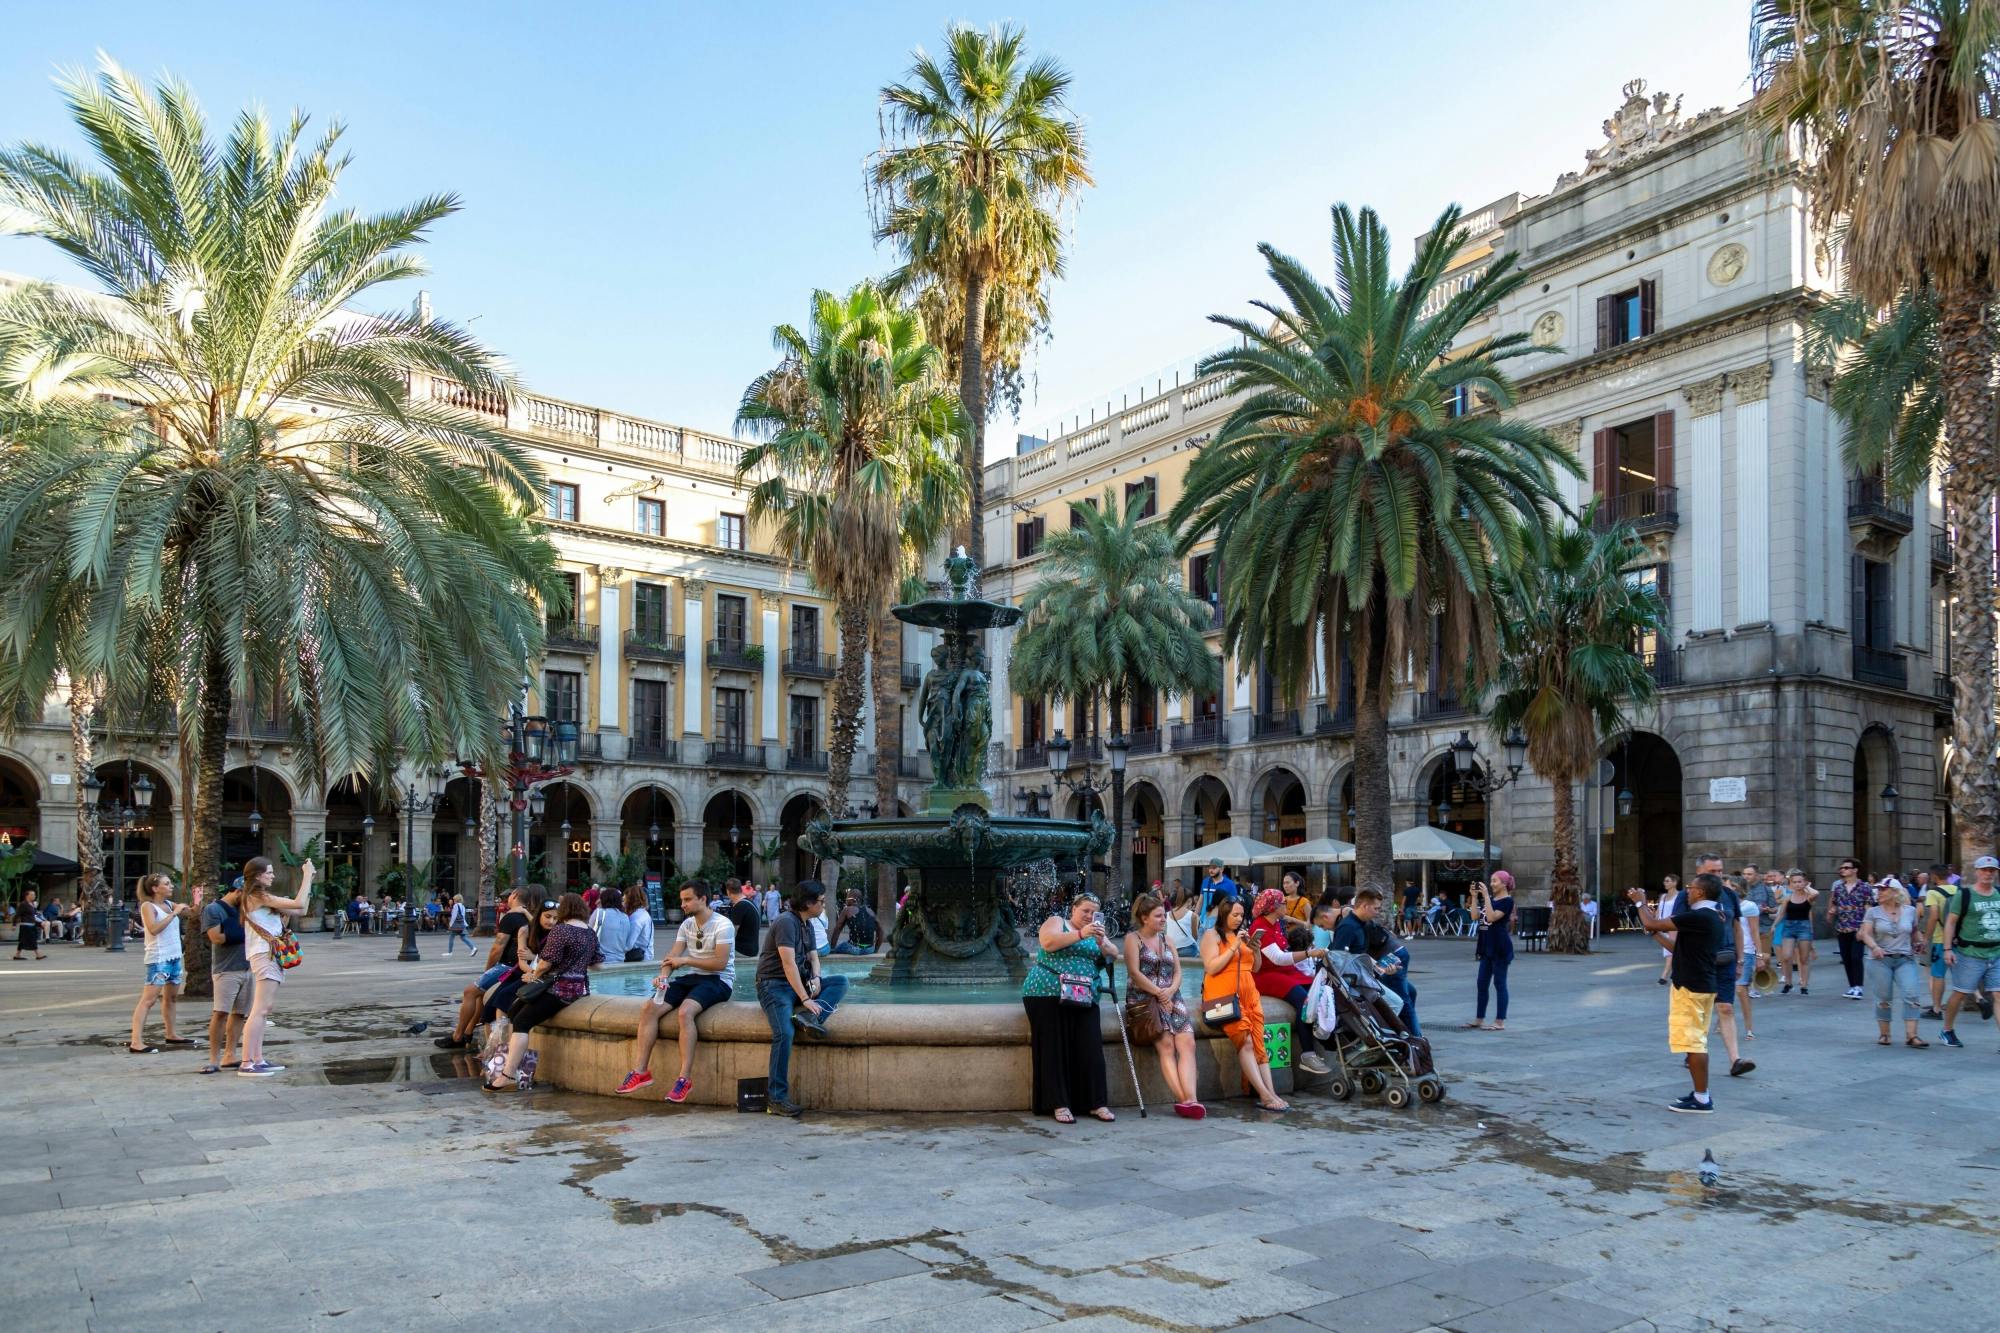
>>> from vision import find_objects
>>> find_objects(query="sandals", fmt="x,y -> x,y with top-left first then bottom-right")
1089,1108 -> 1116,1123
1460,1021 -> 1488,1029
1877,1035 -> 1892,1045
1052,1109 -> 1075,1124
161,1037 -> 195,1047
1907,1036 -> 1930,1048
126,1045 -> 158,1054
481,1074 -> 516,1092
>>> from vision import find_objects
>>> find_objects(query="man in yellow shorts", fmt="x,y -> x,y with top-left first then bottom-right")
1629,873 -> 1726,1114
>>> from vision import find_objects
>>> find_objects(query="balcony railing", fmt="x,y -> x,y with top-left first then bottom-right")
901,661 -> 923,689
1170,716 -> 1227,751
785,748 -> 830,773
628,737 -> 679,764
1126,727 -> 1162,756
1847,477 -> 1914,534
783,649 -> 837,679
1852,644 -> 1909,689
1932,525 -> 1954,577
703,741 -> 769,770
1200,599 -> 1224,632
227,707 -> 292,741
706,638 -> 761,672
1251,709 -> 1302,740
1642,647 -> 1682,688
1315,699 -> 1356,736
897,753 -> 929,780
1935,672 -> 1953,702
623,629 -> 685,663
1594,484 -> 1679,534
546,619 -> 599,653
1417,689 -> 1468,720
1015,741 -> 1048,771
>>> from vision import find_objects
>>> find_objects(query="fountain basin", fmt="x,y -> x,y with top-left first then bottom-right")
528,990 -> 1302,1112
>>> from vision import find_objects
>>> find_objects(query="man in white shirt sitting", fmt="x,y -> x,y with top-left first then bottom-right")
613,882 -> 735,1105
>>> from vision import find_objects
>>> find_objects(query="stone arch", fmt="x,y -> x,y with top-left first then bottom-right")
617,784 -> 679,883
531,780 -> 595,890
701,789 -> 758,880
1126,779 -> 1167,892
1854,724 -> 1901,876
1181,774 -> 1232,848
1248,764 -> 1308,847
1599,730 -> 1684,899
778,791 -> 827,884
90,759 -> 179,887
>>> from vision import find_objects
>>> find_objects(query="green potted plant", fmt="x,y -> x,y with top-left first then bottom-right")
322,863 -> 357,931
277,835 -> 325,930
0,839 -> 36,942
742,642 -> 766,667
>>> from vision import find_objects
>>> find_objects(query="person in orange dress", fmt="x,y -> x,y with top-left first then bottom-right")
1200,897 -> 1286,1111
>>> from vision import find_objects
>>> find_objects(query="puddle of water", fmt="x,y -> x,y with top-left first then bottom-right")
317,1052 -> 483,1085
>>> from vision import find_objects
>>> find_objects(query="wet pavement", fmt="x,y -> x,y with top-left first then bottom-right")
3,928 -> 1997,1331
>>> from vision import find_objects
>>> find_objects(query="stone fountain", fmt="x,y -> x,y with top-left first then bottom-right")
801,549 -> 1111,986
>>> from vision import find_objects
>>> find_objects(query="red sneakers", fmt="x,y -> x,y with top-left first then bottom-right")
1173,1101 -> 1207,1120
614,1069 -> 655,1095
666,1076 -> 692,1103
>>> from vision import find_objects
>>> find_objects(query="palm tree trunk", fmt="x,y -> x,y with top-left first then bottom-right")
1547,775 -> 1588,954
1940,283 -> 2000,867
182,640 -> 232,1000
872,612 -> 902,924
66,678 -> 104,941
958,266 -> 990,573
825,602 -> 869,816
1353,603 -> 1396,890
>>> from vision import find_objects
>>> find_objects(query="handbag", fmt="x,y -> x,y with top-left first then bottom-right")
1125,992 -> 1165,1045
514,973 -> 555,1003
1200,944 -> 1246,1032
245,913 -> 302,971
1055,969 -> 1096,1008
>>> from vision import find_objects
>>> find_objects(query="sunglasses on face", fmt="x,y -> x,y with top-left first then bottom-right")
542,901 -> 558,909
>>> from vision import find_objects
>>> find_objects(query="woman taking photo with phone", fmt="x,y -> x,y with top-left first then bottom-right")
1123,890 -> 1201,1118
1466,872 -> 1516,1031
129,873 -> 193,1053
238,856 -> 313,1078
1201,897 -> 1286,1112
1020,891 -> 1118,1124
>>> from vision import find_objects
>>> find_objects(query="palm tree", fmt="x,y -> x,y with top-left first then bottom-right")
0,61 -> 560,944
735,282 -> 967,816
1753,0 -> 2000,863
1011,485 -> 1218,901
1484,510 -> 1666,954
1169,205 -> 1577,892
873,22 -> 1093,570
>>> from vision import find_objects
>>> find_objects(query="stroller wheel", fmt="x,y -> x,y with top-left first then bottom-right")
1384,1084 -> 1412,1110
1417,1076 -> 1445,1104
1358,1070 -> 1387,1096
1326,1076 -> 1354,1102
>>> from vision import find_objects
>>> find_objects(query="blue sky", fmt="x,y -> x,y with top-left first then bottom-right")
0,2 -> 1752,456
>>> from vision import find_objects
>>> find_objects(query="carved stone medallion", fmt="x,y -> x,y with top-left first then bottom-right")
1707,243 -> 1747,287
1532,310 -> 1565,347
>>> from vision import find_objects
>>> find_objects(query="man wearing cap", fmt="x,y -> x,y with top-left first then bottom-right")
1199,858 -> 1238,935
1940,856 -> 2000,1048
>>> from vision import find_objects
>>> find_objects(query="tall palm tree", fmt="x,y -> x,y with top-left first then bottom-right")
1484,509 -> 1665,954
1753,0 -> 2000,863
1169,204 -> 1577,891
0,61 -> 560,937
1011,485 -> 1218,903
735,282 -> 967,816
873,22 -> 1093,570
1806,290 -> 1942,498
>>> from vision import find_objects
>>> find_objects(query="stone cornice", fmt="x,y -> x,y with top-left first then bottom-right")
537,518 -> 787,571
1517,289 -> 1822,402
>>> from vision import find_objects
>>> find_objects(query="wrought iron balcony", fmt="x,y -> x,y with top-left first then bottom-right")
901,660 -> 923,689
1593,484 -> 1680,535
897,753 -> 929,780
706,638 -> 761,672
1643,647 -> 1682,687
1417,689 -> 1468,720
1852,644 -> 1908,690
627,737 -> 679,764
545,619 -> 599,653
703,740 -> 769,770
1014,741 -> 1048,771
785,748 -> 830,773
1170,716 -> 1227,752
623,629 -> 684,663
783,649 -> 837,679
1847,477 -> 1913,557
1315,699 -> 1355,736
1251,709 -> 1302,740
227,707 -> 292,741
1126,727 -> 1162,756
1932,525 -> 1954,579
1934,671 -> 1953,702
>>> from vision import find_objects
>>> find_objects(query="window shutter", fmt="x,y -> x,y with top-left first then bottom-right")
1592,428 -> 1614,498
1654,560 -> 1673,609
1639,278 -> 1658,337
1850,554 -> 1866,640
1651,410 -> 1675,496
1595,295 -> 1614,352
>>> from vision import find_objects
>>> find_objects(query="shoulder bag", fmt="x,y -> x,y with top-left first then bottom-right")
1200,941 -> 1244,1032
1122,939 -> 1168,1044
244,913 -> 301,970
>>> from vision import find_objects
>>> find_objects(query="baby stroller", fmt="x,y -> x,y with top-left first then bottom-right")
1313,952 -> 1445,1108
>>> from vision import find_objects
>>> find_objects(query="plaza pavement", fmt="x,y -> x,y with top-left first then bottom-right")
1,925 -> 1996,1333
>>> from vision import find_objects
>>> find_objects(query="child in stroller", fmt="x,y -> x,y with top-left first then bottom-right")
1313,942 -> 1445,1108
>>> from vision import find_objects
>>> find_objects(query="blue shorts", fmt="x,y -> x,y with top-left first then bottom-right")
145,958 -> 184,987
653,973 -> 732,1013
477,963 -> 510,990
1949,952 -> 2000,995
1713,958 -> 1739,995
1777,920 -> 1816,945
1931,943 -> 1949,979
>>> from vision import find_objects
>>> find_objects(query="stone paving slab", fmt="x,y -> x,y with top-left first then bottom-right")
742,1246 -> 933,1299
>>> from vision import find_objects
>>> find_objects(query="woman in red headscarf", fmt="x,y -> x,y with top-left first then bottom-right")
1249,887 -> 1331,1077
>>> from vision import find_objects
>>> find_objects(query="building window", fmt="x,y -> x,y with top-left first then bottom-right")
1195,661 -> 1221,720
715,593 -> 747,650
1444,384 -> 1471,418
1124,477 -> 1158,521
1068,497 -> 1098,530
1854,557 -> 1894,651
552,571 -> 581,626
791,605 -> 820,657
714,687 -> 747,750
1625,564 -> 1670,661
718,512 -> 745,551
632,679 -> 668,749
543,669 -> 582,725
1022,697 -> 1046,746
1595,278 -> 1657,350
1016,515 -> 1045,559
636,497 -> 664,536
546,481 -> 578,523
789,695 -> 819,755
1591,412 -> 1675,512
633,582 -> 669,642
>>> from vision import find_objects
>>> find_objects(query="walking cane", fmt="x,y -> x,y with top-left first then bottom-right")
1101,953 -> 1147,1118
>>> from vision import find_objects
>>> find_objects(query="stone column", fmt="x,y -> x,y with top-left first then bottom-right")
590,818 -> 623,883
1684,375 -> 1727,632
1730,363 -> 1772,626
597,578 -> 622,734
681,580 -> 706,738
675,821 -> 705,879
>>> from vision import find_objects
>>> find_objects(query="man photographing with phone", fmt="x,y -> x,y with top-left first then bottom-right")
1630,874 -> 1726,1114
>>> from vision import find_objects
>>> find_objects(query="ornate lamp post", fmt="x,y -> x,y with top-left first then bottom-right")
394,765 -> 453,962
500,676 -> 577,907
1048,728 -> 1128,905
88,766 -> 150,952
1448,726 -> 1528,888
1881,783 -> 1900,871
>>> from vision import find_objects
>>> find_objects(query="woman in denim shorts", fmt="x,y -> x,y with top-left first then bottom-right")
130,874 -> 195,1053
1775,871 -> 1819,994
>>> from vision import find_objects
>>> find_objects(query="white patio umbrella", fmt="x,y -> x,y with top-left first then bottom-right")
1249,836 -> 1356,864
1391,824 -> 1499,904
1163,836 -> 1281,869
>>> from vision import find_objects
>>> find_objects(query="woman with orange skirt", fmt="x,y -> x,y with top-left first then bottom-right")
1201,897 -> 1287,1111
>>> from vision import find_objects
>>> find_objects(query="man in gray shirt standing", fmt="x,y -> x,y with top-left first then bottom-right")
199,879 -> 251,1074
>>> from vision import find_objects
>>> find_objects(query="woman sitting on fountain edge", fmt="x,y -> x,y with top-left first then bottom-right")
1021,891 -> 1118,1124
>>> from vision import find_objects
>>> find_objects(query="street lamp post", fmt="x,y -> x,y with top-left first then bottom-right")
502,676 -> 578,909
1448,726 -> 1528,888
1048,728 -> 1128,908
395,766 -> 453,962
89,766 -> 151,953
1881,783 -> 1900,872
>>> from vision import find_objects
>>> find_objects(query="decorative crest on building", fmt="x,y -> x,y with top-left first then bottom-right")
1554,79 -> 1727,192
